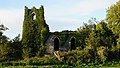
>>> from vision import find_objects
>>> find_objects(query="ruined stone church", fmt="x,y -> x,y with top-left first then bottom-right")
22,6 -> 76,55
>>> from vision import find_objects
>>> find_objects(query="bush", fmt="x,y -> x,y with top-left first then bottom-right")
62,49 -> 94,66
25,56 -> 61,66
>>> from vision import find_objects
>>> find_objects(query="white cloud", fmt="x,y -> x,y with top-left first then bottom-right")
0,9 -> 24,39
45,0 -> 118,17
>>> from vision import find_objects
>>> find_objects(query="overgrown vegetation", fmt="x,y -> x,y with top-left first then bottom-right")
22,6 -> 49,58
1,1 -> 120,67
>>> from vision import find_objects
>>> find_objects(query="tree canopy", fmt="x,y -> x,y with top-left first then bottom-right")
106,1 -> 120,46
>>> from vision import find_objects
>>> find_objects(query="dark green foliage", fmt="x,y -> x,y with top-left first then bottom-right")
106,46 -> 120,61
0,34 -> 22,61
106,1 -> 120,47
0,24 -> 22,61
22,6 -> 49,58
10,34 -> 23,60
106,1 -> 120,36
61,49 -> 94,66
75,29 -> 91,49
0,24 -> 10,61
75,18 -> 97,49
85,21 -> 117,63
41,27 -> 49,46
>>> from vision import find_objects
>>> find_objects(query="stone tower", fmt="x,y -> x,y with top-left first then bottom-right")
22,6 -> 49,58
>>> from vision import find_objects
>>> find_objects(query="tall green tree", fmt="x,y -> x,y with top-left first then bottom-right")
106,1 -> 120,36
0,24 -> 22,61
10,34 -> 23,60
106,1 -> 120,46
85,21 -> 116,62
0,24 -> 9,61
0,34 -> 22,61
75,18 -> 96,49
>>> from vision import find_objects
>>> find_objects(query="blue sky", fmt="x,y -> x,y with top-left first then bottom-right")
0,0 -> 118,39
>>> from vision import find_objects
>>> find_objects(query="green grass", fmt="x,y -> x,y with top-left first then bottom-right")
0,65 -> 73,68
0,66 -> 52,68
1,65 -> 120,68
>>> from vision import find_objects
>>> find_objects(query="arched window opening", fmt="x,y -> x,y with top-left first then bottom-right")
70,38 -> 76,50
54,37 -> 59,51
32,12 -> 36,20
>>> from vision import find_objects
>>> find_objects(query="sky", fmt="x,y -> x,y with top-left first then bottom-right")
0,0 -> 118,39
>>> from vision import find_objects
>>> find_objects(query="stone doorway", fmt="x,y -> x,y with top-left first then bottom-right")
54,37 -> 59,51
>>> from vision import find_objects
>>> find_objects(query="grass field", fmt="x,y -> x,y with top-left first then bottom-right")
1,65 -> 120,68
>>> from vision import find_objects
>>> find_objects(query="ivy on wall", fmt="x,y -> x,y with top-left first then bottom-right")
22,6 -> 49,58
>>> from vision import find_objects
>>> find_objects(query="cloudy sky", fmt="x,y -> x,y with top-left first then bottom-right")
0,0 -> 118,39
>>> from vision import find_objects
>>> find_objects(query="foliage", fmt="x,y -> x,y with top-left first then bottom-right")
0,24 -> 9,44
97,46 -> 107,63
0,24 -> 9,61
22,6 -> 49,58
85,21 -> 117,63
78,18 -> 97,30
106,1 -> 120,48
75,18 -> 97,49
106,1 -> 120,36
41,28 -> 49,45
61,49 -> 94,66
107,47 -> 120,61
75,29 -> 91,49
10,34 -> 23,60
24,56 -> 61,66
0,43 -> 12,61
0,34 -> 22,62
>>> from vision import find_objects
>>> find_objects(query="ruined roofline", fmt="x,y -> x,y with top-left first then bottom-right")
24,5 -> 44,10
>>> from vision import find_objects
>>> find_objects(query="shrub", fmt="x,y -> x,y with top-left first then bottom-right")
62,49 -> 94,66
26,56 -> 61,66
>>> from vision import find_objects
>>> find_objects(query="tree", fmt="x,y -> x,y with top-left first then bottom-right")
10,34 -> 23,60
0,24 -> 9,44
75,29 -> 91,49
0,34 -> 23,61
96,21 -> 116,48
106,1 -> 120,36
76,18 -> 97,49
85,21 -> 116,62
0,24 -> 23,61
106,1 -> 120,47
78,18 -> 96,30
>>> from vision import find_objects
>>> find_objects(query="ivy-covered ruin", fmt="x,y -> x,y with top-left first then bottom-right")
22,6 -> 76,58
